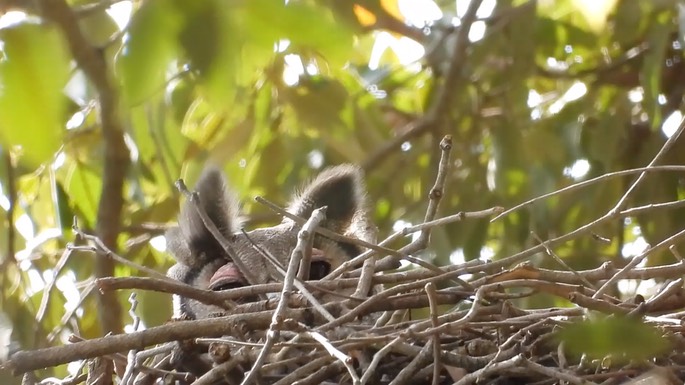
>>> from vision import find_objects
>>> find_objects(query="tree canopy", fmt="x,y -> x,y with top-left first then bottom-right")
1,0 -> 685,383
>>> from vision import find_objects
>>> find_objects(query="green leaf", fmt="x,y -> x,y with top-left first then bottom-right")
0,23 -> 70,167
557,317 -> 670,361
640,10 -> 671,128
118,1 -> 182,105
244,0 -> 354,65
64,161 -> 102,228
53,180 -> 74,232
282,77 -> 348,130
175,0 -> 240,106
78,7 -> 120,47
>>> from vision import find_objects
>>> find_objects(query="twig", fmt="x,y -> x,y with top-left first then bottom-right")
240,207 -> 326,385
254,195 -> 401,259
425,283 -> 441,385
306,331 -> 360,385
95,265 -> 484,303
96,277 -> 234,310
610,117 -> 685,213
242,230 -> 336,321
360,336 -> 403,385
492,165 -> 685,222
71,222 -> 169,281
120,293 -> 140,385
388,340 -> 433,385
1,152 -> 16,271
619,198 -> 685,218
362,0 -> 483,171
193,355 -> 242,385
644,278 -> 685,310
669,244 -> 684,261
376,135 -> 453,271
271,356 -> 333,385
6,312 -> 276,374
454,354 -> 524,385
36,247 -> 75,324
325,205 -> 500,280
294,360 -> 345,385
402,206 -> 504,235
594,228 -> 685,298
531,232 -> 596,289
567,292 -> 630,315
296,221 -> 316,282
523,358 -> 598,385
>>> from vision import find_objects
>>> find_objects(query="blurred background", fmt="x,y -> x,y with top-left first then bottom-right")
1,0 -> 685,381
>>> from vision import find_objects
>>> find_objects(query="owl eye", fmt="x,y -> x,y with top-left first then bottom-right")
308,260 -> 331,280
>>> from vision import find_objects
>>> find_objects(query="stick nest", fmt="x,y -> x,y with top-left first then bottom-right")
5,135 -> 685,385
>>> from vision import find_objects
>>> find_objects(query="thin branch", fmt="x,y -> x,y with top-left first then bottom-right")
2,151 -> 16,271
530,232 -> 596,289
306,331 -> 360,385
377,135 -> 453,273
254,195 -> 401,259
36,247 -> 75,324
388,340 -> 433,385
360,337 -> 403,385
71,222 -> 169,281
362,0 -> 483,171
492,165 -> 685,222
240,207 -> 326,385
425,283 -> 442,385
241,230 -> 336,321
610,117 -> 685,213
593,228 -> 685,298
96,277 -> 234,310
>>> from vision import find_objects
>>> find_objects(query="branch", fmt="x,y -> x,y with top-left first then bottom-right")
240,207 -> 326,385
40,0 -> 130,335
491,165 -> 685,222
610,117 -> 685,213
362,0 -> 483,171
3,291 -> 468,374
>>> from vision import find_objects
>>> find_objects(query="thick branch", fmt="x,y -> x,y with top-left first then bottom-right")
40,0 -> 130,335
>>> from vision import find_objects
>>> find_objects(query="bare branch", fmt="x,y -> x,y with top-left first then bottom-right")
40,0 -> 130,335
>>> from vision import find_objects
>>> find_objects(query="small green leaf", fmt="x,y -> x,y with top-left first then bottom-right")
0,23 -> 70,167
53,179 -> 74,232
557,317 -> 670,361
64,161 -> 102,228
118,1 -> 182,105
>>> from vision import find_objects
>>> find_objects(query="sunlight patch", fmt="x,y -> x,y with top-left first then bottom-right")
150,235 -> 167,252
661,110 -> 682,138
563,159 -> 590,180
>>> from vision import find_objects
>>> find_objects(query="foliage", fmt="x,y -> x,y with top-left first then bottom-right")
0,0 -> 685,382
557,316 -> 670,361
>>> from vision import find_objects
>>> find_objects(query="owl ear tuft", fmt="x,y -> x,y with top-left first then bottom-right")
288,165 -> 366,225
168,167 -> 241,267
